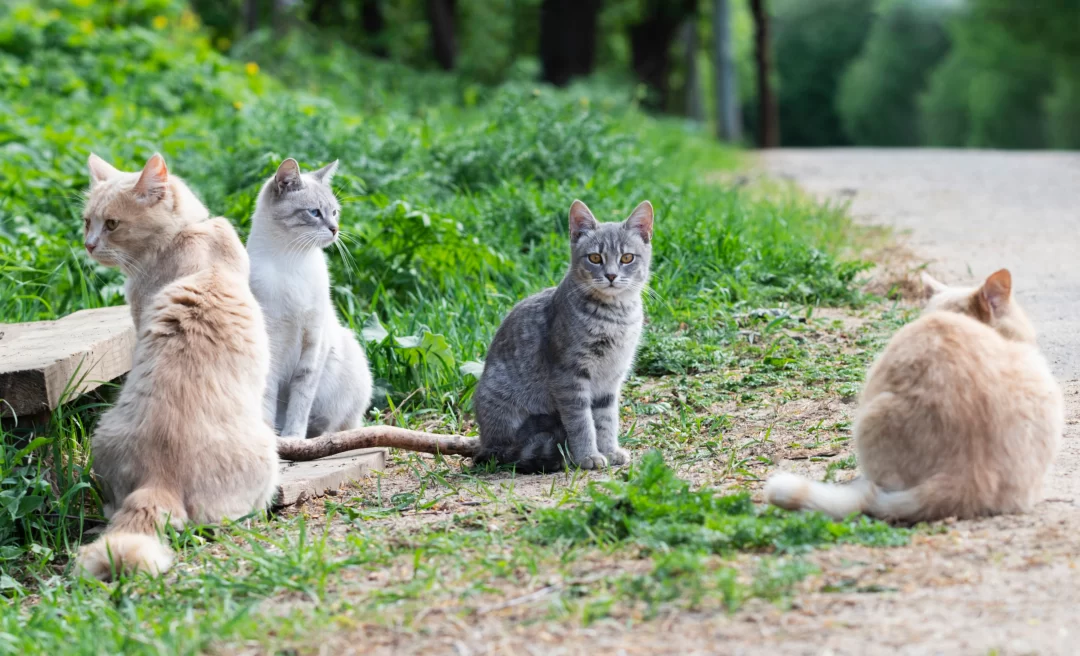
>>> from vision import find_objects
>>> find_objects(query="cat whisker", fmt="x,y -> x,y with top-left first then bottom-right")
332,239 -> 358,281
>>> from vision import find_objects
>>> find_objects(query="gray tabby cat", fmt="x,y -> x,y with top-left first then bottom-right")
247,158 -> 373,438
473,200 -> 654,473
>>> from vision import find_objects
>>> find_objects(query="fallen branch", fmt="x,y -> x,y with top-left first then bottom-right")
277,426 -> 479,461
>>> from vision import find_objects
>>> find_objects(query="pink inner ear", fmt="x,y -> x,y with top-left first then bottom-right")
88,154 -> 120,183
569,200 -> 597,237
981,269 -> 1012,312
134,154 -> 169,201
626,202 -> 654,242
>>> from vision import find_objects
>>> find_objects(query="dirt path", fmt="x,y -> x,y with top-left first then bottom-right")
293,151 -> 1080,656
744,149 -> 1080,654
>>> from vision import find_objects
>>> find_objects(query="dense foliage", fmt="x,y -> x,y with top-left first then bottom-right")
837,0 -> 951,146
761,0 -> 1079,148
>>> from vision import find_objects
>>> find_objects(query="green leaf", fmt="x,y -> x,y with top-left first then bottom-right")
361,314 -> 389,344
459,360 -> 485,378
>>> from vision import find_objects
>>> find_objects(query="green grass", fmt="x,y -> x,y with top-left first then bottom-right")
1,452 -> 908,654
0,1 -> 909,651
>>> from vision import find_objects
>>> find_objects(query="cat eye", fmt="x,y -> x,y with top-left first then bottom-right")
104,219 -> 118,231
620,254 -> 635,264
308,209 -> 322,219
587,253 -> 603,264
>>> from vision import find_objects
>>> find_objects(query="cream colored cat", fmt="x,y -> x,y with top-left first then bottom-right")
766,269 -> 1063,523
75,153 -> 279,579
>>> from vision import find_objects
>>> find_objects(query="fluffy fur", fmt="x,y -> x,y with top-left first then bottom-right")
75,153 -> 279,580
247,158 -> 373,439
473,200 -> 654,473
766,269 -> 1063,523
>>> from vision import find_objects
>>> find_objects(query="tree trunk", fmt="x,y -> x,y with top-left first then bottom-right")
539,0 -> 602,87
713,0 -> 742,141
628,0 -> 696,111
428,0 -> 458,71
750,0 -> 779,147
682,20 -> 704,121
308,0 -> 342,26
362,0 -> 388,58
244,0 -> 258,33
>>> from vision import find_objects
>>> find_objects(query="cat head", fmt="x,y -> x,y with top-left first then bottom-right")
567,200 -> 654,300
252,158 -> 341,248
922,268 -> 1036,343
83,153 -> 209,271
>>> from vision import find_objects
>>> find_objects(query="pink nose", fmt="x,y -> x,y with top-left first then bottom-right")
328,226 -> 338,236
85,242 -> 96,253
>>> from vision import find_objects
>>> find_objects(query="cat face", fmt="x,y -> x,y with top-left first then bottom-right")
82,153 -> 205,271
255,158 -> 341,248
567,200 -> 654,299
923,268 -> 1036,344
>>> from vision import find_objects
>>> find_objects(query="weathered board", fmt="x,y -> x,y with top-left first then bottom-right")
278,448 -> 386,505
1,305 -> 385,504
0,306 -> 135,417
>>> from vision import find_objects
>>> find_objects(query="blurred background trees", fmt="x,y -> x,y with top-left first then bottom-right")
189,0 -> 1080,149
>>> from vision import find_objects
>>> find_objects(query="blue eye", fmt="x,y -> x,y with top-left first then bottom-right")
308,208 -> 322,218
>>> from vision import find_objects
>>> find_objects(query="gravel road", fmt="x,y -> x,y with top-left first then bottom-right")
752,149 -> 1080,655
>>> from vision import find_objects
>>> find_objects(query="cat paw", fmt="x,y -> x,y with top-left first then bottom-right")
604,448 -> 630,466
573,453 -> 609,470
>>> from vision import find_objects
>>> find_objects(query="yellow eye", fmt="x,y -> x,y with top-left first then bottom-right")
105,219 -> 118,231
620,253 -> 635,264
587,253 -> 603,264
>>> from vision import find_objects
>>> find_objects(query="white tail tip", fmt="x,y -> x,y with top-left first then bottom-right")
764,471 -> 810,510
75,533 -> 173,581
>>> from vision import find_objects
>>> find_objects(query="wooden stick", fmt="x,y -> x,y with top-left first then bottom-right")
277,426 -> 479,461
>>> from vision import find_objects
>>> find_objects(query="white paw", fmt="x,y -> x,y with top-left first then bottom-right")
604,448 -> 630,466
574,453 -> 609,470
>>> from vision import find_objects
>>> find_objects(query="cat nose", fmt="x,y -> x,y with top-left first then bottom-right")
328,225 -> 338,236
605,273 -> 617,283
85,242 -> 96,253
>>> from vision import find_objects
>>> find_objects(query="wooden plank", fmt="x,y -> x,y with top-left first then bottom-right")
0,306 -> 135,417
278,448 -> 386,506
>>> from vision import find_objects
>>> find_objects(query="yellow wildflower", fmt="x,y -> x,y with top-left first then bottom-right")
151,15 -> 168,30
180,10 -> 199,30
233,101 -> 243,110
78,19 -> 94,34
245,62 -> 260,76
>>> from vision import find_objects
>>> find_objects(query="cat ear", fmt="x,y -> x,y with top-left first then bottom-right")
312,159 -> 339,184
623,201 -> 654,243
568,200 -> 598,243
88,153 -> 121,185
921,271 -> 947,297
978,268 -> 1012,316
133,153 -> 169,205
274,158 -> 303,193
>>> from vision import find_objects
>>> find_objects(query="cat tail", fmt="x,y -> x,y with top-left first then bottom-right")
765,472 -> 879,519
75,487 -> 187,581
766,471 -> 942,522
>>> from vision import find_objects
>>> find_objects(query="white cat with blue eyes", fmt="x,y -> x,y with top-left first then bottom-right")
247,158 -> 372,438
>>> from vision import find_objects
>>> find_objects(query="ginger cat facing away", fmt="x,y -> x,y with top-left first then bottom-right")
75,153 -> 279,579
766,269 -> 1063,523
